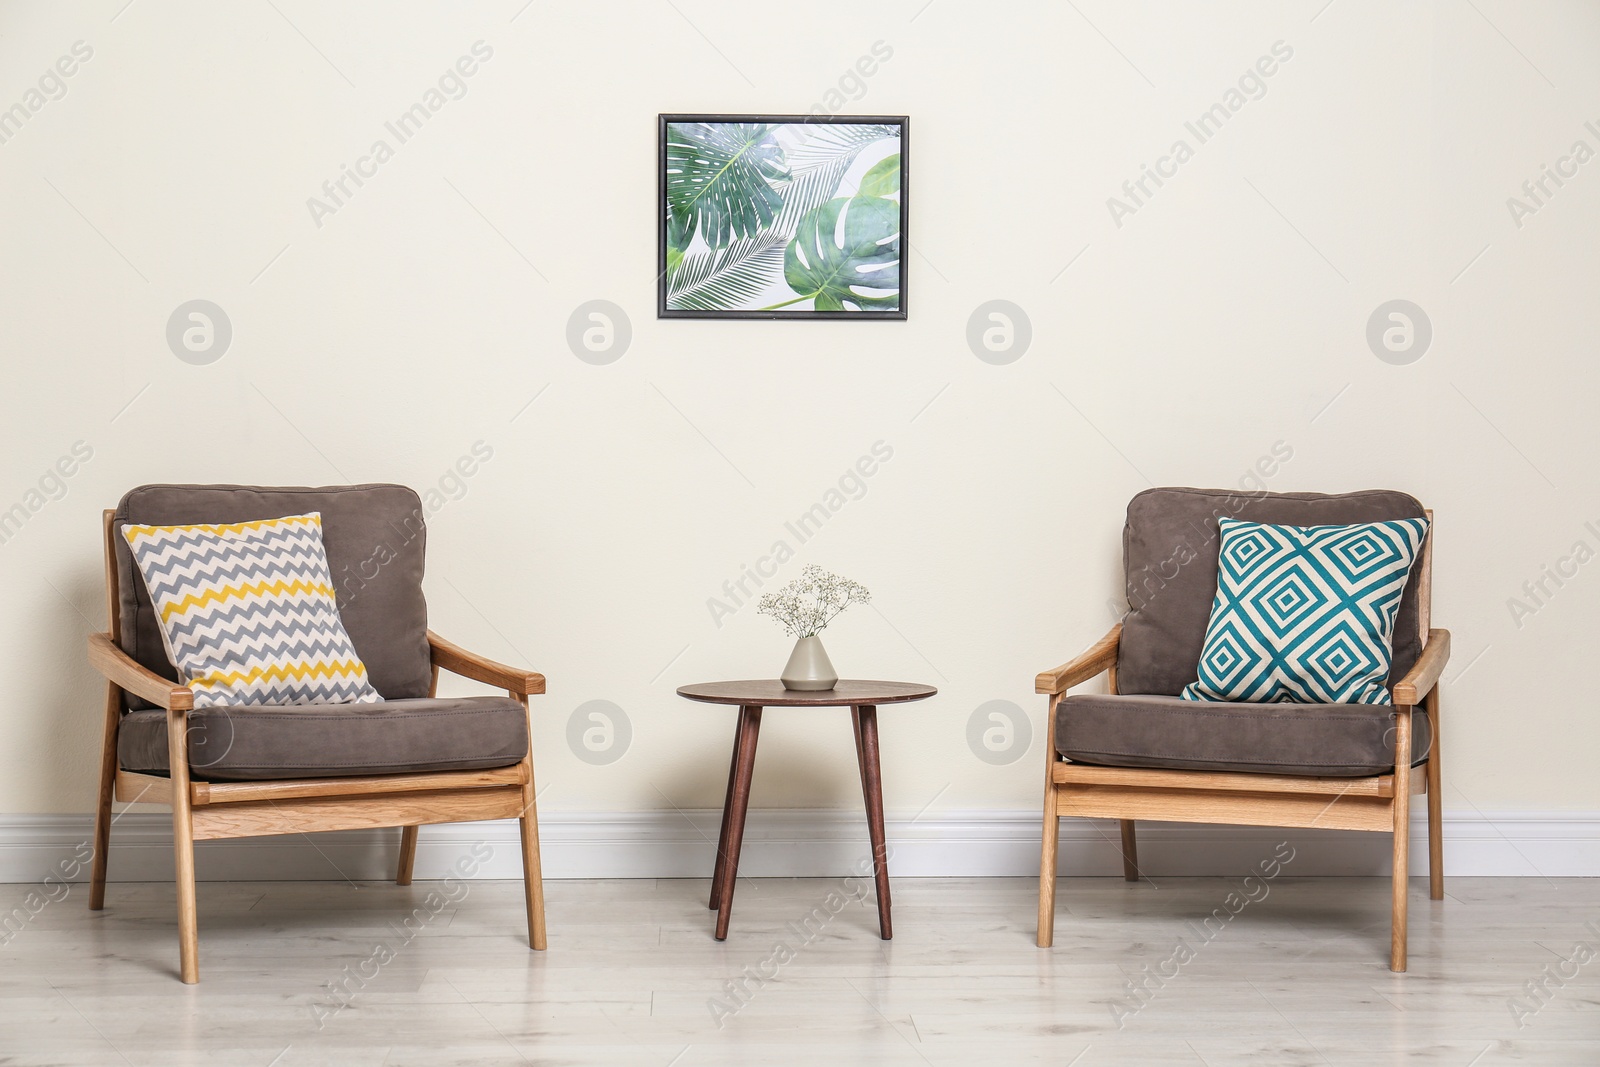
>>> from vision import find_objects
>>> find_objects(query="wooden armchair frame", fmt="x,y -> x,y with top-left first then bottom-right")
1036,512 -> 1447,972
86,510 -> 548,983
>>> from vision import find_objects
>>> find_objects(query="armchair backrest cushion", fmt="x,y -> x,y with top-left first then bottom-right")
1119,488 -> 1427,697
115,484 -> 431,708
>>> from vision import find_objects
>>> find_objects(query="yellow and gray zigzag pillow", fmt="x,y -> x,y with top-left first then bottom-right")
122,513 -> 382,708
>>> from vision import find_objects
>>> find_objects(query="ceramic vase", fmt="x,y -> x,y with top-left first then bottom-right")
780,635 -> 838,691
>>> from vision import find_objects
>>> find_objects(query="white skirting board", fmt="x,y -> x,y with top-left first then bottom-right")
0,810 -> 1596,884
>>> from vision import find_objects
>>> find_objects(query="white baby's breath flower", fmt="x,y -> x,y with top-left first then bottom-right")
756,565 -> 871,639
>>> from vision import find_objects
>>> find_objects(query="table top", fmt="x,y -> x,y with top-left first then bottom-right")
676,680 -> 938,707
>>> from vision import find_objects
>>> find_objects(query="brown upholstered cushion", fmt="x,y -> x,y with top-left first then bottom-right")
1056,693 -> 1432,777
114,484 -> 431,707
1118,488 -> 1427,697
117,696 -> 529,781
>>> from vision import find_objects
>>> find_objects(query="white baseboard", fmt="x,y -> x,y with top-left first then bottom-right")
0,809 -> 1596,885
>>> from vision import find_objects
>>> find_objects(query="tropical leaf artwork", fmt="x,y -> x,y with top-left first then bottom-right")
784,196 -> 900,311
662,120 -> 904,315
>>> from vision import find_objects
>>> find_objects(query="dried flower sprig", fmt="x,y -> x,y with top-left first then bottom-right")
757,565 -> 871,639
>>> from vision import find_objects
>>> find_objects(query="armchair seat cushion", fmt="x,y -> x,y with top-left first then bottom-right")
1056,693 -> 1431,777
118,696 -> 529,781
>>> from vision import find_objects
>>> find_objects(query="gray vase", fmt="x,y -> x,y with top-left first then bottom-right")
780,635 -> 838,691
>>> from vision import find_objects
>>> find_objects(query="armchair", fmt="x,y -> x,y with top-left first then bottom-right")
87,484 -> 548,983
1036,488 -> 1447,972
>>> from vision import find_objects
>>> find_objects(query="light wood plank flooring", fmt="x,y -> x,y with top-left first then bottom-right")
2,876 -> 1598,1064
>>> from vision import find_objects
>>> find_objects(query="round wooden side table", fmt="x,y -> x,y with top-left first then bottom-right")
675,679 -> 937,941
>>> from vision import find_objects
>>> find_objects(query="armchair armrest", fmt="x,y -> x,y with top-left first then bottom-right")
1392,628 -> 1450,707
87,632 -> 194,711
1035,624 -> 1121,695
427,630 -> 545,695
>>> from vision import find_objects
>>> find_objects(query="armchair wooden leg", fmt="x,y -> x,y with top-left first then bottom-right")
1119,820 -> 1139,882
396,826 -> 419,886
1426,686 -> 1444,901
172,806 -> 199,985
518,800 -> 547,950
1037,785 -> 1060,947
167,708 -> 199,984
1038,695 -> 1063,948
90,683 -> 120,911
513,707 -> 547,951
1390,710 -> 1413,973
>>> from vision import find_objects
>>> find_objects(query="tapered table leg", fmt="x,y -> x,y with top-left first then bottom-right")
851,707 -> 868,783
854,704 -> 892,940
709,710 -> 748,910
714,706 -> 762,940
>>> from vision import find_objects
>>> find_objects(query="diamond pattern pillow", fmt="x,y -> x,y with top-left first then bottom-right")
1180,517 -> 1430,706
122,512 -> 382,708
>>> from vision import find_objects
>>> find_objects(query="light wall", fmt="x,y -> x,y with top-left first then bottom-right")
2,0 -> 1596,825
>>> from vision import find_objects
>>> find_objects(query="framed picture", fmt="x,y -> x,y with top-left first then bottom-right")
658,114 -> 908,320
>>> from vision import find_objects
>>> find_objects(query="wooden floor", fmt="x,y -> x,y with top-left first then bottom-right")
2,875 -> 1598,1064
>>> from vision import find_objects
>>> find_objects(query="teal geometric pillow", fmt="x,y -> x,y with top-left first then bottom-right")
1180,517 -> 1429,706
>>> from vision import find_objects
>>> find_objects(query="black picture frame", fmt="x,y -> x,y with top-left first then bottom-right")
658,114 -> 909,320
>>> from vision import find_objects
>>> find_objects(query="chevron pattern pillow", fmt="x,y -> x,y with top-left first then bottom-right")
122,513 -> 382,708
1180,516 -> 1429,706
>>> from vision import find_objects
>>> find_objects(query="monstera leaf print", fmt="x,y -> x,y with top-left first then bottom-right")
779,196 -> 900,311
669,153 -> 865,310
662,121 -> 903,313
665,123 -> 790,252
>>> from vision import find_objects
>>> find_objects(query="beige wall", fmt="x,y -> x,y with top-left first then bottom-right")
2,0 -> 1595,819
